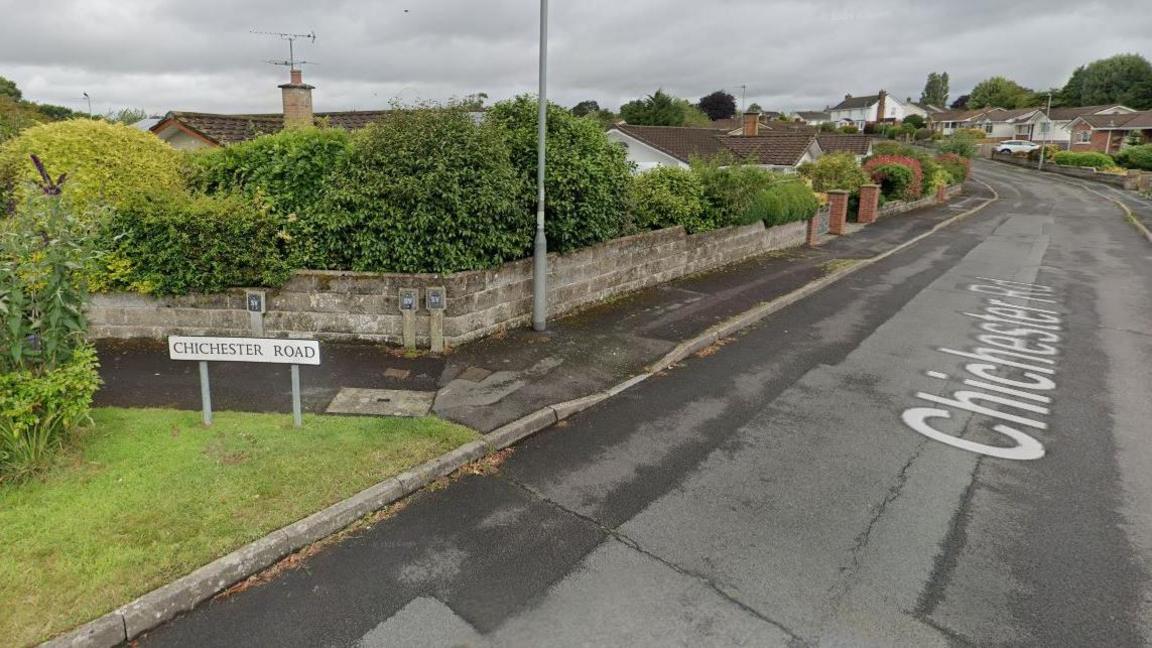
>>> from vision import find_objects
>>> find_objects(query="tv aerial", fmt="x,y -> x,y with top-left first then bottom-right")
251,30 -> 316,70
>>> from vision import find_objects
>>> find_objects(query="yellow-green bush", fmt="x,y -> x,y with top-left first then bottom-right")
0,119 -> 182,213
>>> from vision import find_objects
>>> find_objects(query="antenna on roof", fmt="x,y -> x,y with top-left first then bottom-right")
250,30 -> 317,70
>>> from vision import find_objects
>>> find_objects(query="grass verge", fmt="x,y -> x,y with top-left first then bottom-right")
0,407 -> 477,647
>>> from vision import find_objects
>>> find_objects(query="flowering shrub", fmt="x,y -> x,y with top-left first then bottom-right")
936,153 -> 971,182
863,155 -> 923,200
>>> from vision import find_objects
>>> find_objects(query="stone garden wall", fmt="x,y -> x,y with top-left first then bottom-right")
989,152 -> 1149,190
90,219 -> 808,348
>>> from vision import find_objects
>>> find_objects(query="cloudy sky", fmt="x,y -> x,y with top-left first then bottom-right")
1,0 -> 1149,117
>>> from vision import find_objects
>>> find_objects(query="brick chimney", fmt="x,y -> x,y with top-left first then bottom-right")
875,89 -> 888,123
279,69 -> 315,129
742,110 -> 761,136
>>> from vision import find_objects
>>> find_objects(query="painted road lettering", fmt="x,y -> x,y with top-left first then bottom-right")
902,278 -> 1064,460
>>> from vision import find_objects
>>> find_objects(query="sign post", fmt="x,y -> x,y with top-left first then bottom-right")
426,286 -> 446,353
399,288 -> 419,350
245,290 -> 266,336
169,336 -> 321,428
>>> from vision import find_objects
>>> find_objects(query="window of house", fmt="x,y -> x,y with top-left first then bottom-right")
984,123 -> 994,134
1077,130 -> 1091,143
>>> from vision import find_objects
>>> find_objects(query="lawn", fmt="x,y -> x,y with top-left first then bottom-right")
0,407 -> 478,647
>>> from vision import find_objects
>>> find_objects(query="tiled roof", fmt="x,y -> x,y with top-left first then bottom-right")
151,109 -> 480,145
760,122 -> 819,134
831,95 -> 880,110
929,108 -> 1000,123
1045,104 -> 1133,121
613,125 -> 817,166
614,125 -> 728,161
721,134 -> 816,166
980,107 -> 1043,123
815,134 -> 873,156
1077,111 -> 1152,129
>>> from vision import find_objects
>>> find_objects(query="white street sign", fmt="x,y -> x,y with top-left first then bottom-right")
168,336 -> 321,366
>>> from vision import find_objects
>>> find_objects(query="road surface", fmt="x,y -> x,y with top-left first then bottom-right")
139,161 -> 1152,648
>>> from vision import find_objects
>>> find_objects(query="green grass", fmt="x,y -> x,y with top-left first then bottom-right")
0,407 -> 477,647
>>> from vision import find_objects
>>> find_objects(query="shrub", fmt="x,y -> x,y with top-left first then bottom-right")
1027,145 -> 1062,162
0,119 -> 182,214
187,127 -> 351,218
927,168 -> 953,192
1052,151 -> 1115,168
863,155 -> 923,199
0,346 -> 100,480
870,141 -> 908,156
1114,144 -> 1152,171
746,181 -> 820,227
868,163 -> 916,200
311,107 -> 529,273
936,153 -> 971,182
101,191 -> 293,295
938,134 -> 979,158
691,157 -> 780,229
917,156 -> 942,194
798,152 -> 869,193
487,95 -> 632,252
839,125 -> 860,134
627,166 -> 707,233
914,127 -> 933,141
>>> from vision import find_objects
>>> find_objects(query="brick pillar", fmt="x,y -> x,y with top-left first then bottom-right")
858,184 -> 880,224
936,183 -> 948,203
827,190 -> 849,235
806,213 -> 819,246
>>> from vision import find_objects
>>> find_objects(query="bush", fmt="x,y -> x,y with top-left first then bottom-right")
1027,145 -> 1062,162
746,181 -> 820,227
797,152 -> 869,193
938,134 -> 979,158
487,96 -> 632,252
101,191 -> 293,295
863,155 -> 923,200
311,107 -> 529,273
0,119 -> 182,214
1114,144 -> 1152,171
914,127 -> 933,141
628,166 -> 707,233
691,158 -> 780,229
868,163 -> 916,200
936,153 -> 971,182
187,127 -> 351,218
1052,151 -> 1115,168
839,125 -> 860,134
0,346 -> 100,480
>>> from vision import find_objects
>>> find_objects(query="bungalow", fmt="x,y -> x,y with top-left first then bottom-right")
929,108 -> 1003,136
1068,110 -> 1152,154
1037,104 -> 1134,144
971,108 -> 1044,141
828,90 -> 916,129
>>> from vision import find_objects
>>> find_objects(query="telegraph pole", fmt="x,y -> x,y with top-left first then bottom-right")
532,0 -> 549,331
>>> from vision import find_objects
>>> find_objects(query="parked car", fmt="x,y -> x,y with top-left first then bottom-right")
996,140 -> 1041,155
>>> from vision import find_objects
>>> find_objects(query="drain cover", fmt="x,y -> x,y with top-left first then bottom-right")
326,388 -> 435,417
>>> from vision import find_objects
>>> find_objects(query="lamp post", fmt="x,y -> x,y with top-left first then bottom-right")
1038,91 -> 1052,170
532,0 -> 549,331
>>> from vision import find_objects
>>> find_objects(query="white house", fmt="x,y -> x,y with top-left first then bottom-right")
828,91 -> 915,129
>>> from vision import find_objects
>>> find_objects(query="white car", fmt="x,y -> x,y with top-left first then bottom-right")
996,140 -> 1041,155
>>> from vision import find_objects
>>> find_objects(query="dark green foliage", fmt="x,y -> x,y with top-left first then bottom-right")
936,153 -> 971,182
487,96 -> 632,252
692,158 -> 782,228
968,76 -> 1034,109
312,107 -> 529,273
1059,54 -> 1152,110
1052,151 -> 1115,168
0,76 -> 21,101
102,191 -> 293,295
840,125 -> 859,134
187,127 -> 351,219
919,72 -> 949,108
698,90 -> 737,121
1115,144 -> 1152,170
868,163 -> 916,200
950,94 -> 969,109
619,90 -> 694,126
797,152 -> 869,193
627,166 -> 707,233
938,133 -> 979,158
903,114 -> 927,129
746,181 -> 820,227
570,100 -> 601,117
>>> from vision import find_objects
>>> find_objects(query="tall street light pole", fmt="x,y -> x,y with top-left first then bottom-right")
1038,91 -> 1053,171
532,0 -> 549,331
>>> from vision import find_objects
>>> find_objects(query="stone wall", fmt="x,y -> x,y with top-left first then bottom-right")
90,219 -> 809,348
876,183 -> 962,219
989,152 -> 1147,189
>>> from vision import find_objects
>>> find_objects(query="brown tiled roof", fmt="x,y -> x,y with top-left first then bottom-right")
929,108 -> 1000,123
1076,111 -> 1152,129
1045,105 -> 1133,121
613,125 -> 728,162
152,109 -> 398,144
816,134 -> 873,156
980,107 -> 1043,123
721,134 -> 816,166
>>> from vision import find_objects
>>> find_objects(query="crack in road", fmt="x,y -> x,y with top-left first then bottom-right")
499,474 -> 813,647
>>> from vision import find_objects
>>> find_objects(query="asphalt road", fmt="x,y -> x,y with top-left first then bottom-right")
138,162 -> 1152,648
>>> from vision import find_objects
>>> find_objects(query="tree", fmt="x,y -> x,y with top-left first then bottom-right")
747,102 -> 763,113
919,72 -> 949,107
677,99 -> 712,126
1059,54 -> 1152,110
0,76 -> 21,101
620,90 -> 705,126
697,90 -> 737,121
967,76 -> 1034,109
902,114 -> 927,129
105,107 -> 148,125
458,92 -> 488,110
950,94 -> 970,109
571,100 -> 601,117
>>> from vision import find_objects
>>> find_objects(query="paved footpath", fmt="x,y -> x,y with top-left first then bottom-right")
137,162 -> 1152,648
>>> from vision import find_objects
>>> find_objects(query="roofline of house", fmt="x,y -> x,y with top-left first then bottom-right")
150,114 -> 220,147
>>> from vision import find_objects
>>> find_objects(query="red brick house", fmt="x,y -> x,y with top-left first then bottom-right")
1068,111 -> 1152,154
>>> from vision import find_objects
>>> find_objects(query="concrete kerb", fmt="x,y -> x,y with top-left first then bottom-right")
39,181 -> 999,648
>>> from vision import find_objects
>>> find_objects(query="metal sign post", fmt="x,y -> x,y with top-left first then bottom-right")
170,336 -> 321,429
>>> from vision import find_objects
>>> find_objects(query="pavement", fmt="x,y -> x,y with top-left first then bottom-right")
128,161 -> 1152,648
95,184 -> 992,434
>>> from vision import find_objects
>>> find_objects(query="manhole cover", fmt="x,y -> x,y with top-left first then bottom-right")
326,388 -> 435,417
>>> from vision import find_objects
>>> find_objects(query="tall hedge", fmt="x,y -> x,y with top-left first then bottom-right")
1115,144 -> 1152,170
487,96 -> 632,252
628,166 -> 707,233
1053,151 -> 1115,168
311,108 -> 529,273
747,180 -> 820,226
691,158 -> 781,229
798,152 -> 869,193
0,119 -> 182,214
186,127 -> 351,217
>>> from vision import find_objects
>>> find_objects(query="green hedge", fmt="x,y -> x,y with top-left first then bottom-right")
936,153 -> 970,182
692,158 -> 781,229
628,166 -> 707,233
869,163 -> 916,200
798,152 -> 869,193
0,346 -> 100,480
487,96 -> 632,252
1115,144 -> 1152,171
747,181 -> 820,226
1052,151 -> 1115,168
101,191 -> 292,295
